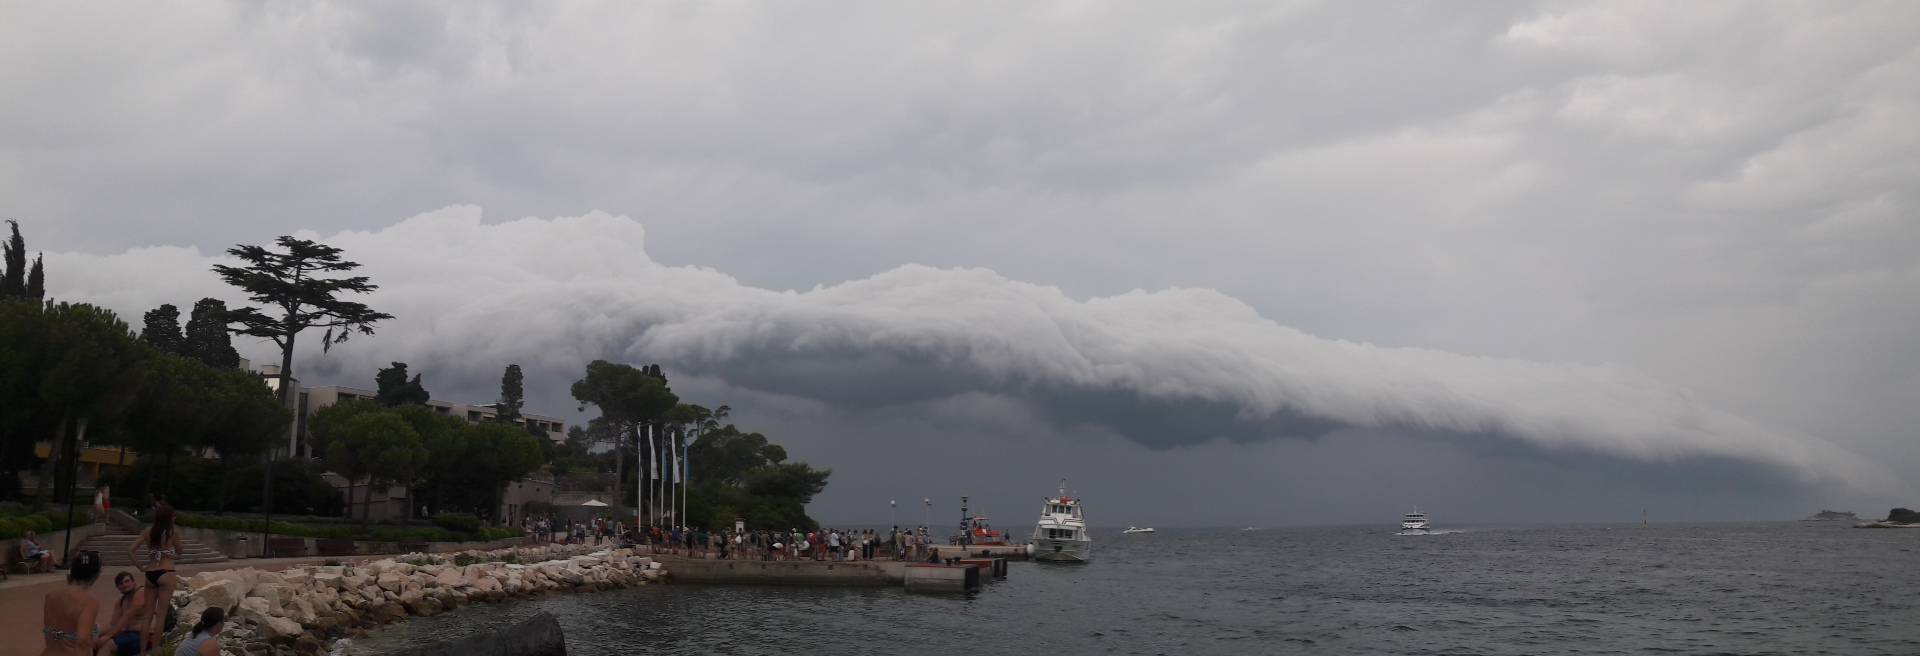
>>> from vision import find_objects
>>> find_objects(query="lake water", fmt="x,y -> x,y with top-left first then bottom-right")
345,522 -> 1920,655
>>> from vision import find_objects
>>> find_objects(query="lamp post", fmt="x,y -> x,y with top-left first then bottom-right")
889,499 -> 896,531
922,498 -> 930,534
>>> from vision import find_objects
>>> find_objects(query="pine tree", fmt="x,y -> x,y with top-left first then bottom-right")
183,298 -> 240,369
139,304 -> 186,355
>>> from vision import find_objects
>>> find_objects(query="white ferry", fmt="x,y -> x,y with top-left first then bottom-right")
1396,508 -> 1431,536
1031,480 -> 1092,562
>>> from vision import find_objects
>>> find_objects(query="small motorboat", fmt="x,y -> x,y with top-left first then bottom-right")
1121,526 -> 1155,534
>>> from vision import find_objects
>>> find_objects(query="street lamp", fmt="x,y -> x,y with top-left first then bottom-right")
922,498 -> 930,534
890,499 -> 896,531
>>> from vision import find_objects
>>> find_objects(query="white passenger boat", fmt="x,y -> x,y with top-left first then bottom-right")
1121,526 -> 1155,534
1396,508 -> 1432,536
1031,480 -> 1092,562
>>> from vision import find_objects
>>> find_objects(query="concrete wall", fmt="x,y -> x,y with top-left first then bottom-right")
499,478 -> 554,528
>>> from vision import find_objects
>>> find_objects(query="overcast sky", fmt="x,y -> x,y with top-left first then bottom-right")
9,2 -> 1918,527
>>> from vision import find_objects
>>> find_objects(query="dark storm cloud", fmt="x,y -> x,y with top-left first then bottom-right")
12,2 -> 1920,520
45,208 -> 1903,498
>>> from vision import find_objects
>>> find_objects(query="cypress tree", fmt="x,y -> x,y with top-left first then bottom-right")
139,304 -> 186,355
499,364 -> 525,421
183,298 -> 240,369
24,255 -> 42,300
1,220 -> 24,298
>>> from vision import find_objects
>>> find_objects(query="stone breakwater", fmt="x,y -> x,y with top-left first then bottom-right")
161,544 -> 668,656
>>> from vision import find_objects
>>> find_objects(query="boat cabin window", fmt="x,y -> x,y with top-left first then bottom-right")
1046,528 -> 1076,540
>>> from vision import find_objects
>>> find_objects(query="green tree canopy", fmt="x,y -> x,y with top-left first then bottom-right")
689,424 -> 788,485
374,362 -> 430,407
139,304 -> 186,355
570,360 -> 678,518
324,411 -> 427,525
183,298 -> 240,369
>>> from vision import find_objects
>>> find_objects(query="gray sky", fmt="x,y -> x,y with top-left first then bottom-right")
10,2 -> 1918,526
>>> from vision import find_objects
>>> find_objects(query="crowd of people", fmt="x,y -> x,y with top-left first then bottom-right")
630,525 -> 943,562
517,513 -> 958,564
36,501 -> 225,656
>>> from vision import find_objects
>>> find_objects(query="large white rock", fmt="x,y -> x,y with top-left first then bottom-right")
434,567 -> 464,588
188,569 -> 261,599
249,582 -> 292,609
192,579 -> 248,613
257,614 -> 304,639
375,572 -> 406,593
309,571 -> 340,589
287,596 -> 318,625
236,596 -> 275,621
549,568 -> 584,586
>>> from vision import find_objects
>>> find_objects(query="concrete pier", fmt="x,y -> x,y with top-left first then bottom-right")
956,557 -> 1008,580
932,544 -> 1033,561
664,558 -> 908,586
904,564 -> 981,593
658,556 -> 1002,593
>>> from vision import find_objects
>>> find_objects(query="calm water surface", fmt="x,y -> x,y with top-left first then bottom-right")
348,523 -> 1920,655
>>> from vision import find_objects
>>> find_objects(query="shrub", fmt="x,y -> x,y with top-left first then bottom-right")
431,512 -> 482,534
0,517 -> 22,539
453,553 -> 479,567
0,501 -> 28,516
25,514 -> 52,533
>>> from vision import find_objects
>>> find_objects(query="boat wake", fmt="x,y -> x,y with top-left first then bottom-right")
1393,529 -> 1464,537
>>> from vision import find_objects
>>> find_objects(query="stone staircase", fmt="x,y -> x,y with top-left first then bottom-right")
77,529 -> 228,567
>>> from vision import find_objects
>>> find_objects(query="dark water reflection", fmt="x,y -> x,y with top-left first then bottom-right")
347,523 -> 1920,655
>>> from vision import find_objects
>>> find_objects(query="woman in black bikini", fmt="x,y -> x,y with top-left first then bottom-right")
127,504 -> 182,656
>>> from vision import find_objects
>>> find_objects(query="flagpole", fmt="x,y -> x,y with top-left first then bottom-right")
645,425 -> 652,529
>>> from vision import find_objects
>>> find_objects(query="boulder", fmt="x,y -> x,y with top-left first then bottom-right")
311,572 -> 345,591
237,596 -> 276,622
193,578 -> 249,613
434,567 -> 465,588
405,596 -> 444,617
188,568 -> 262,598
256,614 -> 305,640
293,633 -> 327,656
370,602 -> 408,624
287,597 -> 318,625
250,582 -> 293,610
375,572 -> 406,593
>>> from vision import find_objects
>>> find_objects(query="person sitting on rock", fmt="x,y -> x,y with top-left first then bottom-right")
99,571 -> 150,656
173,607 -> 225,656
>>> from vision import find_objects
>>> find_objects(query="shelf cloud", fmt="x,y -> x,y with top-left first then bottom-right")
46,207 -> 1901,496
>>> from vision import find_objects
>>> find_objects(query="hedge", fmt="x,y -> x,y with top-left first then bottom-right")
0,510 -> 87,538
177,513 -> 523,543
